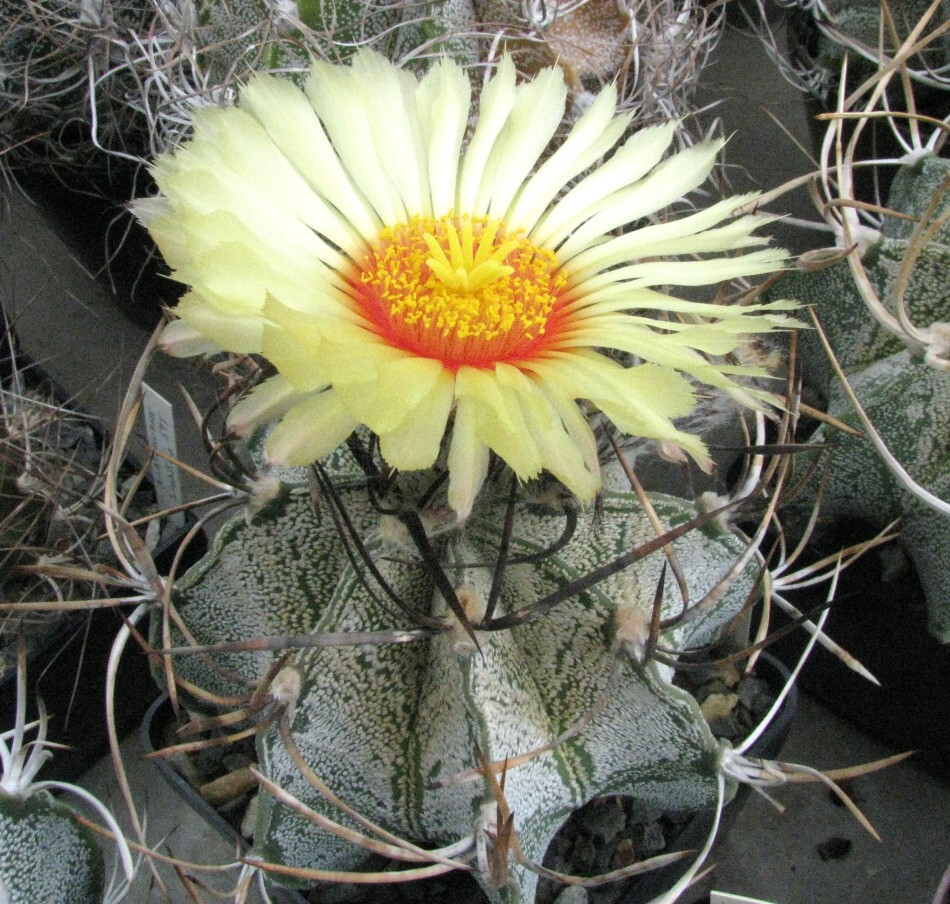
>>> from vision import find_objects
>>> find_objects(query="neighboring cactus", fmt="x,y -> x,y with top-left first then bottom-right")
0,1 -> 154,171
790,0 -> 950,98
767,154 -> 950,641
473,0 -> 723,126
2,1 -> 722,170
0,332 -> 141,903
0,784 -> 105,903
0,0 -> 481,170
0,641 -> 134,904
750,2 -> 950,640
745,0 -> 950,101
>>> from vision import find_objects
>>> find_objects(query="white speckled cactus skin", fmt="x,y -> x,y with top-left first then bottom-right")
773,155 -> 950,641
161,439 -> 759,901
0,791 -> 104,904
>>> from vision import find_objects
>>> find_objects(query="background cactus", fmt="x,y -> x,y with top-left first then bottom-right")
767,153 -> 950,641
744,0 -> 950,101
0,790 -> 105,903
0,638 -> 134,904
2,1 -> 723,171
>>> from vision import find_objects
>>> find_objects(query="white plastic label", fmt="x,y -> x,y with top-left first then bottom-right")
711,893 -> 779,904
141,383 -> 185,534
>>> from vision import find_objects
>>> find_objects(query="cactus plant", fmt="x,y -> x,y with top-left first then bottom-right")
758,10 -> 950,641
0,5 -> 916,903
110,368 -> 900,904
0,638 -> 134,904
156,446 -> 760,902
118,348 -> 878,903
768,153 -> 950,640
94,42 -> 874,904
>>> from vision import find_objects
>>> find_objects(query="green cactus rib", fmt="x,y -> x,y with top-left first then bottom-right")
773,155 -> 950,641
810,351 -> 950,640
165,476 -> 756,901
0,790 -> 104,904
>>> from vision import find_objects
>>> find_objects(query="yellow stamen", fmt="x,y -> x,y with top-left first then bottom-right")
357,214 -> 568,370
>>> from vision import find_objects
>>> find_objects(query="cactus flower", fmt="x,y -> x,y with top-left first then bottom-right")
137,50 -> 793,518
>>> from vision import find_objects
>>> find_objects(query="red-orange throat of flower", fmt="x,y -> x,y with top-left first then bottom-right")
354,213 -> 570,370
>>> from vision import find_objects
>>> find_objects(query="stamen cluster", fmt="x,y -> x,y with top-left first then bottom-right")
357,214 -> 567,370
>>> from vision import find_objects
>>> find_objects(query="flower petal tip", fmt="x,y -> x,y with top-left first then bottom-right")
159,319 -> 221,357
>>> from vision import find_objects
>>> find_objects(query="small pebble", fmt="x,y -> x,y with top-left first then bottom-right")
640,820 -> 667,858
222,751 -> 253,771
817,836 -> 852,861
578,797 -> 627,844
609,837 -> 637,871
707,712 -> 741,740
570,834 -> 598,874
737,676 -> 772,718
700,691 -> 739,722
623,798 -> 664,824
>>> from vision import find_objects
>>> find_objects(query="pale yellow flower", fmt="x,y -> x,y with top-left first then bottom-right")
137,51 -> 794,518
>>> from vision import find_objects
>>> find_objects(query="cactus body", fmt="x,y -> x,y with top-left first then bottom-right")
0,789 -> 104,904
775,156 -> 950,640
164,442 -> 757,901
785,0 -> 950,99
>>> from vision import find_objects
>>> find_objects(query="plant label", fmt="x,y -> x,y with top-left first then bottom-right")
141,382 -> 185,535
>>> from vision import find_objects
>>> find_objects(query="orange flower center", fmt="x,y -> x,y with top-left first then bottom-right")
355,214 -> 569,370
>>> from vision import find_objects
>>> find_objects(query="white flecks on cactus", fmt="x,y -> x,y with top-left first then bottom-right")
167,467 -> 757,900
0,791 -> 105,904
812,351 -> 950,640
772,155 -> 950,642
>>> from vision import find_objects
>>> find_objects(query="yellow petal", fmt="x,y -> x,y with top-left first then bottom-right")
536,383 -> 601,480
456,367 -> 543,479
377,369 -> 455,471
228,375 -> 308,437
239,72 -> 378,241
447,398 -> 490,520
261,303 -> 330,393
417,59 -> 471,216
530,122 -> 677,248
496,365 -> 600,502
265,392 -> 358,467
158,318 -> 221,357
556,139 -> 725,261
506,84 -> 628,233
483,64 -> 568,219
307,53 -> 413,224
334,356 -> 447,435
175,292 -> 264,353
457,55 -> 518,214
